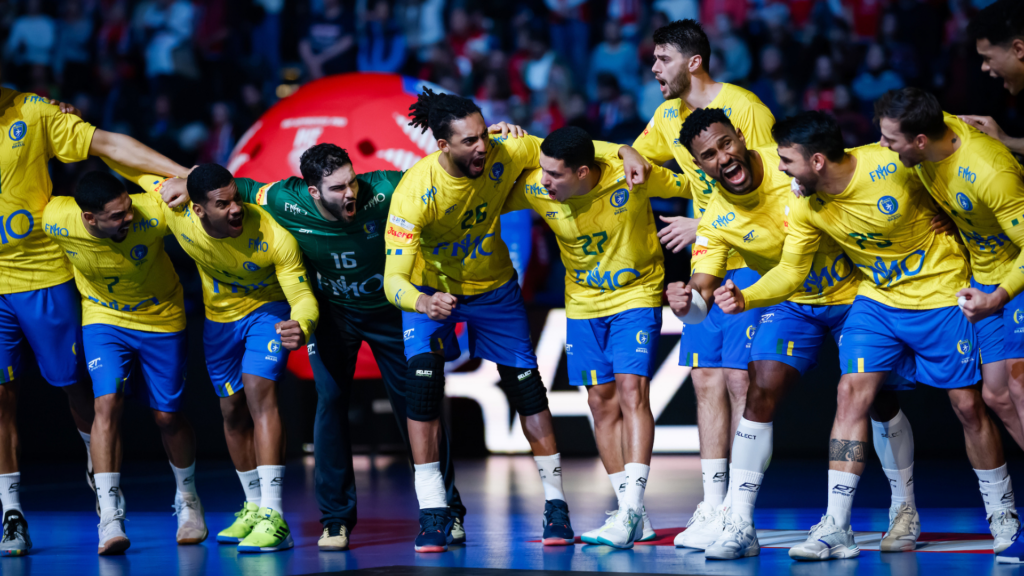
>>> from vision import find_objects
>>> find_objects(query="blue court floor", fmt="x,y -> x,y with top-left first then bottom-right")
6,455 -> 1024,575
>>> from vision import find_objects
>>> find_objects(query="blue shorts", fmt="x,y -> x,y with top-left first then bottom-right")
402,275 -> 537,369
0,280 -> 84,386
749,301 -> 849,375
971,277 -> 1024,363
567,307 -> 662,386
84,325 -> 187,412
680,268 -> 760,370
204,301 -> 292,397
839,296 -> 980,389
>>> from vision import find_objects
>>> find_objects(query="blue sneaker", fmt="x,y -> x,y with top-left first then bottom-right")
414,508 -> 453,553
542,499 -> 575,546
997,522 -> 1024,563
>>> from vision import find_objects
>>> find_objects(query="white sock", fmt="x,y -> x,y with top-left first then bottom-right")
730,418 -> 774,520
623,463 -> 649,511
0,473 -> 22,513
976,464 -> 1015,516
722,464 -> 734,509
257,465 -> 285,513
609,471 -> 627,509
170,461 -> 198,497
825,470 -> 860,529
414,462 -> 447,509
80,430 -> 92,472
534,453 -> 566,502
95,472 -> 122,514
871,411 -> 916,508
237,469 -> 261,505
701,458 -> 728,507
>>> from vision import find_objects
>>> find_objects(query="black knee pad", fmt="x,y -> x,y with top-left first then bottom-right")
406,353 -> 446,422
497,365 -> 549,416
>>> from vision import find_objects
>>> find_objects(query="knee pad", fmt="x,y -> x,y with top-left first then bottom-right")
406,353 -> 446,422
497,365 -> 548,416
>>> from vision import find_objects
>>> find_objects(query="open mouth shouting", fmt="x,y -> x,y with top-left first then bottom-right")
719,159 -> 749,191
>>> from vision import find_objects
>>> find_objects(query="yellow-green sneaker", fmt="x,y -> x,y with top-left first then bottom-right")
216,502 -> 261,543
238,508 -> 294,553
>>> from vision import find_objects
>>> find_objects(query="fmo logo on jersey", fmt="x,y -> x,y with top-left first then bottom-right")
712,212 -> 736,229
958,166 -> 978,184
869,163 -> 898,182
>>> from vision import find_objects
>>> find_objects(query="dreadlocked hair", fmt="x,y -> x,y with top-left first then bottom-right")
408,87 -> 482,142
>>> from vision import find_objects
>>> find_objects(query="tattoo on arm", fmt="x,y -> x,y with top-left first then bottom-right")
829,439 -> 866,462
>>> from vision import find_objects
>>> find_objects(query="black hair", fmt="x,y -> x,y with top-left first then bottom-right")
75,171 -> 127,213
540,126 -> 595,171
300,143 -> 353,189
873,88 -> 947,141
772,112 -> 847,162
186,163 -> 234,205
407,86 -> 483,141
968,0 -> 1024,46
652,19 -> 711,73
679,107 -> 735,154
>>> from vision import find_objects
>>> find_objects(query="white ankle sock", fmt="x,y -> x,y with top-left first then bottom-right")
170,461 -> 198,497
825,470 -> 860,528
729,418 -> 774,521
701,458 -> 728,507
0,472 -> 22,513
414,462 -> 447,509
95,472 -> 121,514
976,464 -> 1015,515
257,465 -> 285,513
882,465 -> 915,508
609,471 -> 627,509
237,469 -> 261,505
623,463 -> 649,511
871,411 -> 915,508
534,453 -> 566,502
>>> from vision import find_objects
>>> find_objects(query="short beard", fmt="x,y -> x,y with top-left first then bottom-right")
665,73 -> 690,100
454,156 -> 483,179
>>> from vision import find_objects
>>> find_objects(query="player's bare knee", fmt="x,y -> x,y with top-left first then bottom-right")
615,377 -> 648,413
219,395 -> 251,429
587,385 -> 618,419
407,353 -> 446,422
949,388 -> 987,429
835,377 -> 874,421
152,410 -> 182,432
497,365 -> 548,417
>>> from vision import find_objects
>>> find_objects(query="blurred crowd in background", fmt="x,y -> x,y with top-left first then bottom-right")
2,0 -> 1022,298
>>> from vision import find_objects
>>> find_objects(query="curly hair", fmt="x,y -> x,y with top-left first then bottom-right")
300,143 -> 352,189
679,107 -> 734,154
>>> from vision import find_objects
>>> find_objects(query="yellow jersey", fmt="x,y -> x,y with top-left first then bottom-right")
0,88 -> 98,294
383,134 -> 542,311
691,147 -> 858,306
504,160 -> 690,319
915,113 -> 1024,297
42,194 -> 185,332
632,84 -> 776,270
743,144 -> 971,310
113,165 -> 319,340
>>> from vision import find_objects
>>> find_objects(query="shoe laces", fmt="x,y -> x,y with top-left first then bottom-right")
889,504 -> 915,533
546,504 -> 571,527
233,503 -> 248,519
722,515 -> 749,536
323,523 -> 344,537
420,510 -> 448,534
2,516 -> 22,543
98,509 -> 127,530
991,509 -> 1019,534
685,503 -> 711,527
807,515 -> 835,538
173,498 -> 196,518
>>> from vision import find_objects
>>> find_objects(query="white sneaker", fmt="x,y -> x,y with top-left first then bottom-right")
674,501 -> 725,549
596,507 -> 643,549
989,508 -> 1020,553
97,509 -> 130,556
788,514 -> 859,561
880,502 -> 920,552
173,492 -> 208,545
705,514 -> 760,560
639,506 -> 656,542
581,510 -> 618,544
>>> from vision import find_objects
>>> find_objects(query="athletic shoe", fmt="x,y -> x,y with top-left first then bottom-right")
414,507 -> 453,553
173,492 -> 208,544
989,508 -> 1020,553
97,508 -> 130,555
217,502 -> 261,543
879,502 -> 920,552
542,499 -> 574,546
318,523 -> 349,551
639,506 -> 656,541
0,510 -> 31,556
238,508 -> 293,553
674,501 -> 725,549
451,516 -> 466,545
705,514 -> 760,560
788,514 -> 859,561
996,523 -> 1024,563
581,510 -> 618,544
87,468 -> 126,517
597,507 -> 642,549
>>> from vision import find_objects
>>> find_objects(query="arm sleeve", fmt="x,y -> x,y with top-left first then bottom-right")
100,157 -> 168,197
690,226 -> 730,279
234,178 -> 263,204
383,190 -> 428,313
508,135 -> 543,170
741,249 -> 815,309
646,164 -> 691,199
735,98 -> 777,149
630,113 -> 675,165
272,227 -> 319,341
989,169 -> 1024,298
593,140 -> 624,164
502,172 -> 538,214
43,102 -> 97,163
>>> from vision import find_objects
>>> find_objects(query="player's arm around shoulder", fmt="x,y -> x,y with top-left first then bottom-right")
267,217 -> 318,349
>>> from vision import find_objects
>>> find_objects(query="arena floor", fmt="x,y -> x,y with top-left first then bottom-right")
7,455 -> 1021,575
